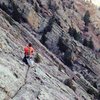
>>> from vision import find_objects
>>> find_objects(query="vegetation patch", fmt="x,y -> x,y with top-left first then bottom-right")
34,53 -> 41,63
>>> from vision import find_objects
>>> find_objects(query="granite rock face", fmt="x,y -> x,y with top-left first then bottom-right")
0,10 -> 93,100
0,0 -> 100,100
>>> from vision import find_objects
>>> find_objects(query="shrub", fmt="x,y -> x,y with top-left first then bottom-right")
83,38 -> 94,49
68,27 -> 82,42
87,88 -> 95,95
57,37 -> 68,52
64,78 -> 76,92
63,49 -> 73,67
4,15 -> 14,25
34,53 -> 41,63
83,38 -> 88,47
40,34 -> 47,46
74,32 -> 82,42
64,78 -> 73,86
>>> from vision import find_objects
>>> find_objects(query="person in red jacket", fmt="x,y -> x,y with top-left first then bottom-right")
23,43 -> 35,65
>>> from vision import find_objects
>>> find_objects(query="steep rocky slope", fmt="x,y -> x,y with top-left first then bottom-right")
0,9 -> 96,100
0,0 -> 100,100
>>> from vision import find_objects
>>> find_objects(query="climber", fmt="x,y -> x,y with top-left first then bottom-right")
23,43 -> 35,66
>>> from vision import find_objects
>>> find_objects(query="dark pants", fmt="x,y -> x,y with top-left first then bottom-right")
23,55 -> 29,65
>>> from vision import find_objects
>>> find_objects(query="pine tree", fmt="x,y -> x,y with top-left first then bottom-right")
83,10 -> 90,26
83,38 -> 88,47
89,38 -> 94,49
